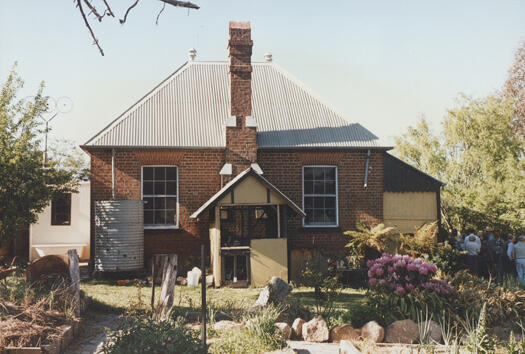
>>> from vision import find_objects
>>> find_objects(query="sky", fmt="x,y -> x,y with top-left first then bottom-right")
1,0 -> 524,148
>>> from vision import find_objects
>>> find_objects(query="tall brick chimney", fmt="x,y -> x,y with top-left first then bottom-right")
225,21 -> 258,176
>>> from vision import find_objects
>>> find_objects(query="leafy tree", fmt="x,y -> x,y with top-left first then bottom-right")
0,66 -> 77,247
394,94 -> 525,234
504,41 -> 525,136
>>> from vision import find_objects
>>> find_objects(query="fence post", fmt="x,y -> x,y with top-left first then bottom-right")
201,244 -> 207,353
156,254 -> 178,320
68,249 -> 80,317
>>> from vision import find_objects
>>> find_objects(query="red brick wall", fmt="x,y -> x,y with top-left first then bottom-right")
88,149 -> 224,269
87,147 -> 384,268
258,150 -> 384,254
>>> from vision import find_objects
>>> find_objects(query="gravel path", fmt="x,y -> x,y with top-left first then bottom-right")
64,311 -> 121,354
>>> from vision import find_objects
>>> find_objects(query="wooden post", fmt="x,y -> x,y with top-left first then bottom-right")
201,245 -> 207,353
68,249 -> 80,317
151,257 -> 156,310
156,254 -> 178,320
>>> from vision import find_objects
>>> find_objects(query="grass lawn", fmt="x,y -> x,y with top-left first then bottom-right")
81,279 -> 365,315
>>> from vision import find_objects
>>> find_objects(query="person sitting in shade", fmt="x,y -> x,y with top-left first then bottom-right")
512,235 -> 525,286
464,230 -> 481,276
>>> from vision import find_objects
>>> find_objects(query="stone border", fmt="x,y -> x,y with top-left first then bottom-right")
2,319 -> 82,354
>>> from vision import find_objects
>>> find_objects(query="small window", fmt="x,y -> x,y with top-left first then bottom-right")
303,166 -> 338,227
51,193 -> 71,226
142,166 -> 178,228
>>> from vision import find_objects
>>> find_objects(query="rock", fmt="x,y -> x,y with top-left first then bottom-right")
185,322 -> 202,331
329,324 -> 360,343
206,275 -> 214,287
275,322 -> 292,339
339,340 -> 361,354
213,320 -> 244,331
418,320 -> 442,344
302,316 -> 329,342
385,319 -> 419,344
292,318 -> 305,339
25,255 -> 69,282
176,276 -> 187,286
361,321 -> 385,343
250,276 -> 291,312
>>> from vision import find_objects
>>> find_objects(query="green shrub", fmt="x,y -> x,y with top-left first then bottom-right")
209,305 -> 287,354
339,303 -> 382,327
100,310 -> 201,354
299,259 -> 342,319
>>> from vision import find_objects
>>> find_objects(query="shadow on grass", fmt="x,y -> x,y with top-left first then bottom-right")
290,289 -> 365,309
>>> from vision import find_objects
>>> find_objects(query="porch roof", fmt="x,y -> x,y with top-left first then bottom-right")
190,167 -> 306,219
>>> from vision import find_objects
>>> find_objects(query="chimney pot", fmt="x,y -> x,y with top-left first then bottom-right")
264,52 -> 272,62
188,48 -> 197,61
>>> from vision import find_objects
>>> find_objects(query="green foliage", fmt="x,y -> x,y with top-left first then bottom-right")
209,305 -> 287,354
101,310 -> 201,354
0,65 -> 78,247
339,303 -> 382,327
345,222 -> 398,268
299,258 -> 342,319
394,94 -> 525,234
462,303 -> 496,353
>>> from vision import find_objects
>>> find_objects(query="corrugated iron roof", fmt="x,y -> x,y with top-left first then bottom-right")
383,153 -> 444,192
83,61 -> 390,149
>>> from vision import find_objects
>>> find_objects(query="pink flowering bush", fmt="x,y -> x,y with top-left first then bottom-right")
367,253 -> 453,295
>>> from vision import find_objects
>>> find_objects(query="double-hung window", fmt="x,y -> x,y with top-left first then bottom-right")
142,166 -> 178,228
302,166 -> 338,227
51,193 -> 71,226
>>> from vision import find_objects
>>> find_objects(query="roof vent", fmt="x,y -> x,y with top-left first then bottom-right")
189,48 -> 197,61
264,52 -> 272,62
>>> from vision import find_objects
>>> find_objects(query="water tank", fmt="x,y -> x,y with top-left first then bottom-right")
95,200 -> 144,272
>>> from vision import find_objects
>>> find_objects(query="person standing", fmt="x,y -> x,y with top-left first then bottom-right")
507,236 -> 517,274
493,232 -> 506,282
512,235 -> 525,286
480,233 -> 494,278
464,230 -> 481,276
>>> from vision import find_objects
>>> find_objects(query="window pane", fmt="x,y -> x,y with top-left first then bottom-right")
143,182 -> 153,195
166,167 -> 177,181
314,197 -> 324,209
154,182 -> 165,194
304,167 -> 314,180
305,209 -> 313,223
166,181 -> 177,195
304,181 -> 313,194
313,168 -> 324,180
154,167 -> 166,180
154,210 -> 166,224
304,197 -> 314,209
325,181 -> 336,194
325,167 -> 336,181
166,209 -> 176,224
312,210 -> 323,223
326,209 -> 336,222
143,197 -> 154,209
325,197 -> 336,209
144,210 -> 154,224
166,197 -> 177,210
154,197 -> 165,209
143,167 -> 153,180
313,181 -> 324,194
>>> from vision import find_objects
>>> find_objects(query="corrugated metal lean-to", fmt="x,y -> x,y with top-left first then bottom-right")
94,200 -> 144,272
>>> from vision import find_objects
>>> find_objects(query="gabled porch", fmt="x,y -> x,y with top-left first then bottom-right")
191,167 -> 305,287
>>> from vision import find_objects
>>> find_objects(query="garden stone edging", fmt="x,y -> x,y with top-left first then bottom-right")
360,320 -> 385,343
384,319 -> 419,344
302,316 -> 329,342
291,318 -> 305,339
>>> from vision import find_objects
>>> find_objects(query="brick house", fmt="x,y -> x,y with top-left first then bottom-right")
81,21 -> 442,286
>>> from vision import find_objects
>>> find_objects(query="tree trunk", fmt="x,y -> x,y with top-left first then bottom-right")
156,254 -> 178,320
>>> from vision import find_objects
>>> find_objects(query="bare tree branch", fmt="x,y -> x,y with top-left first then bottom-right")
160,0 -> 199,10
83,0 -> 103,21
156,2 -> 166,25
76,0 -> 104,56
120,0 -> 140,25
102,0 -> 115,17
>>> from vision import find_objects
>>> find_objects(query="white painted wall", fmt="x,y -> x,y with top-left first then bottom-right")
29,182 -> 90,261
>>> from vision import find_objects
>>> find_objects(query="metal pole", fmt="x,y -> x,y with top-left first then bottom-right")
201,244 -> 207,353
43,121 -> 48,168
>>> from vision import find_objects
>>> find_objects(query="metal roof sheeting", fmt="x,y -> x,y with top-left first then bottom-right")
383,153 -> 444,192
84,61 -> 389,149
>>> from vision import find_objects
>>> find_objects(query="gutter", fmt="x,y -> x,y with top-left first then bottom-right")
364,149 -> 371,188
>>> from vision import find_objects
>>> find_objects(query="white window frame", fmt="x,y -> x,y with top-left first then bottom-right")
141,165 -> 179,229
302,165 -> 339,228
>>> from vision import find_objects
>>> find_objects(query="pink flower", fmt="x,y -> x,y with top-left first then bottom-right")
368,269 -> 374,278
379,279 -> 386,285
407,263 -> 417,271
396,286 -> 405,295
367,260 -> 374,268
387,266 -> 394,274
375,267 -> 384,276
429,264 -> 438,273
369,278 -> 377,287
406,283 -> 415,291
419,267 -> 428,275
